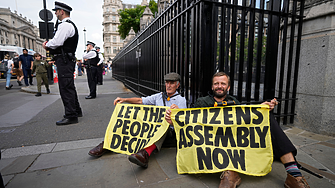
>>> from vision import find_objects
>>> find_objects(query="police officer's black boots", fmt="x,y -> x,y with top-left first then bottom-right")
35,92 -> 42,97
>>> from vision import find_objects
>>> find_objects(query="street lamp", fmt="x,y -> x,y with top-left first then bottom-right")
83,27 -> 86,50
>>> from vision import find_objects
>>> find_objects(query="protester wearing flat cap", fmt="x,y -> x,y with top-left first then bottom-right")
43,1 -> 82,126
88,72 -> 187,165
83,41 -> 99,99
95,46 -> 104,85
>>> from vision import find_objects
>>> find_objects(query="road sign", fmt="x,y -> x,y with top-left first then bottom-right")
39,9 -> 53,22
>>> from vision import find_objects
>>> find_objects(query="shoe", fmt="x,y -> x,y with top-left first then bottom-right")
10,84 -> 13,88
88,141 -> 108,157
30,83 -> 33,85
85,96 -> 96,99
128,149 -> 149,168
284,173 -> 310,188
17,81 -> 23,86
219,170 -> 241,188
56,118 -> 78,125
5,87 -> 10,90
35,92 -> 42,97
47,89 -> 50,94
97,82 -> 102,85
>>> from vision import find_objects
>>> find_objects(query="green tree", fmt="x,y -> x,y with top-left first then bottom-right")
118,0 -> 158,39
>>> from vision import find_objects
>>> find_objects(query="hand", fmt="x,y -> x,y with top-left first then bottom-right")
42,41 -> 48,50
113,97 -> 124,105
48,61 -> 54,64
262,98 -> 279,111
165,109 -> 173,125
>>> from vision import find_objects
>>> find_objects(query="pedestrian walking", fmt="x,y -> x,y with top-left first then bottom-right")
4,54 -> 13,90
12,53 -> 23,86
19,49 -> 34,86
32,53 -> 51,97
83,41 -> 99,99
43,1 -> 82,125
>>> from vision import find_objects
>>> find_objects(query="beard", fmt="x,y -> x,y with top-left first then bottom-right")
213,87 -> 228,98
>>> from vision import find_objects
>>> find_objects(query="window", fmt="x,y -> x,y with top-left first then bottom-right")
112,25 -> 116,31
106,36 -> 110,42
112,16 -> 116,21
113,36 -> 116,42
120,38 -> 123,43
106,7 -> 109,12
113,47 -> 117,54
112,7 -> 116,12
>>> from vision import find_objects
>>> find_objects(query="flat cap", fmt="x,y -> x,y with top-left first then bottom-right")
86,41 -> 95,47
52,1 -> 73,12
164,72 -> 181,81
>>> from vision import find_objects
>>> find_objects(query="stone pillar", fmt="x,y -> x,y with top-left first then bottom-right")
294,0 -> 335,136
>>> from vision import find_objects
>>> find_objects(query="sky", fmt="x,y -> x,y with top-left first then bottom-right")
0,0 -> 142,58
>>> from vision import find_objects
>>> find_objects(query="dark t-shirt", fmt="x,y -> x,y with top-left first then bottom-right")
19,54 -> 34,68
193,94 -> 240,108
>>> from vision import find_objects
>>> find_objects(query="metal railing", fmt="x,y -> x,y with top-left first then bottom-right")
112,0 -> 305,125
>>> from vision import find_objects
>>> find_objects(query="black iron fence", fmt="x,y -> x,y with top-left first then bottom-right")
112,0 -> 305,125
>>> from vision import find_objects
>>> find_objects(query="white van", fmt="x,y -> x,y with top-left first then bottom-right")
0,45 -> 36,78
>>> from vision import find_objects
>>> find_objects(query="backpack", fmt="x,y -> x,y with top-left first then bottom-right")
13,57 -> 19,68
0,59 -> 8,72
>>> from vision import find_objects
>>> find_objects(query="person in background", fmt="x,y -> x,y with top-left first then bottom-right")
95,46 -> 104,85
11,53 -> 23,86
4,54 -> 13,90
32,53 -> 51,97
19,48 -> 34,86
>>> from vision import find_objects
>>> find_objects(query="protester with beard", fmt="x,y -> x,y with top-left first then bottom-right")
165,72 -> 310,188
19,49 -> 34,86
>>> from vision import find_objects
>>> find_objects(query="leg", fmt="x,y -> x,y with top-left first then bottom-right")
5,69 -> 12,88
36,74 -> 42,93
28,69 -> 33,85
22,68 -> 29,86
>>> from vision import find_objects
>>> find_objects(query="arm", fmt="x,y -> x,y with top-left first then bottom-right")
113,97 -> 143,105
30,61 -> 33,70
261,98 -> 279,111
32,62 -> 36,74
97,53 -> 104,65
165,104 -> 179,125
82,51 -> 97,59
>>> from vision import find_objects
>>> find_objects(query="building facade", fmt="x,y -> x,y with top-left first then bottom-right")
102,0 -> 153,62
0,7 -> 45,56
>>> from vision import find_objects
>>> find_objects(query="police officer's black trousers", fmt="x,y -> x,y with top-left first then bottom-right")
97,64 -> 103,84
56,57 -> 82,118
270,113 -> 297,161
86,66 -> 97,97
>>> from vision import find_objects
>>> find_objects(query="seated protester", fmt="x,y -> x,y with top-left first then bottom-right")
89,72 -> 187,168
165,72 -> 309,188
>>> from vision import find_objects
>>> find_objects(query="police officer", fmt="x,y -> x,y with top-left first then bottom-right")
43,1 -> 82,125
95,46 -> 104,85
83,41 -> 99,99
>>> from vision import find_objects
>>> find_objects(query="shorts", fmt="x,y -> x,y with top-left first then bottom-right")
13,68 -> 23,77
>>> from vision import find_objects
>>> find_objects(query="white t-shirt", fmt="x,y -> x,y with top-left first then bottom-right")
4,59 -> 13,70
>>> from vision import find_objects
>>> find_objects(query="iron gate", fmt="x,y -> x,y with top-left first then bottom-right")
112,0 -> 305,125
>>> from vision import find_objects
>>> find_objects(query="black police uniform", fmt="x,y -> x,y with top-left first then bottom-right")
97,51 -> 103,85
86,50 -> 99,98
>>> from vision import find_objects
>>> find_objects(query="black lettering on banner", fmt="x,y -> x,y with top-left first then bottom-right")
256,126 -> 269,148
215,127 -> 237,147
124,106 -> 133,119
197,147 -> 213,170
128,137 -> 137,153
227,149 -> 246,171
223,107 -> 234,125
202,109 -> 208,124
212,148 -> 229,169
194,125 -> 204,145
249,127 -> 259,148
121,120 -> 131,134
157,108 -> 166,123
113,119 -> 123,132
130,121 -> 141,136
237,127 -> 249,147
133,106 -> 141,119
134,138 -> 142,153
179,129 -> 187,149
147,124 -> 154,138
135,139 -> 148,153
148,124 -> 161,138
185,110 -> 190,125
251,107 -> 263,124
117,105 -> 125,118
185,126 -> 193,147
110,134 -> 122,149
120,136 -> 130,151
236,107 -> 251,125
149,107 -> 159,122
209,108 -> 221,124
204,126 -> 214,146
142,107 -> 150,121
191,110 -> 201,124
140,122 -> 150,137
175,111 -> 185,127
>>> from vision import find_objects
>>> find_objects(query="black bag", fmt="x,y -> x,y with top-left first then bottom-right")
0,60 -> 8,72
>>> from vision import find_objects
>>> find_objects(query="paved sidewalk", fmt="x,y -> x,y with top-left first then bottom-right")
1,73 -> 335,188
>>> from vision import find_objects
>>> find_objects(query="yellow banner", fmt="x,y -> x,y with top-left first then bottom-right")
171,105 -> 273,176
104,103 -> 170,155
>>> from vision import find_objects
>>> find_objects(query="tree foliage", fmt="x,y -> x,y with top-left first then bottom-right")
118,0 -> 158,39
